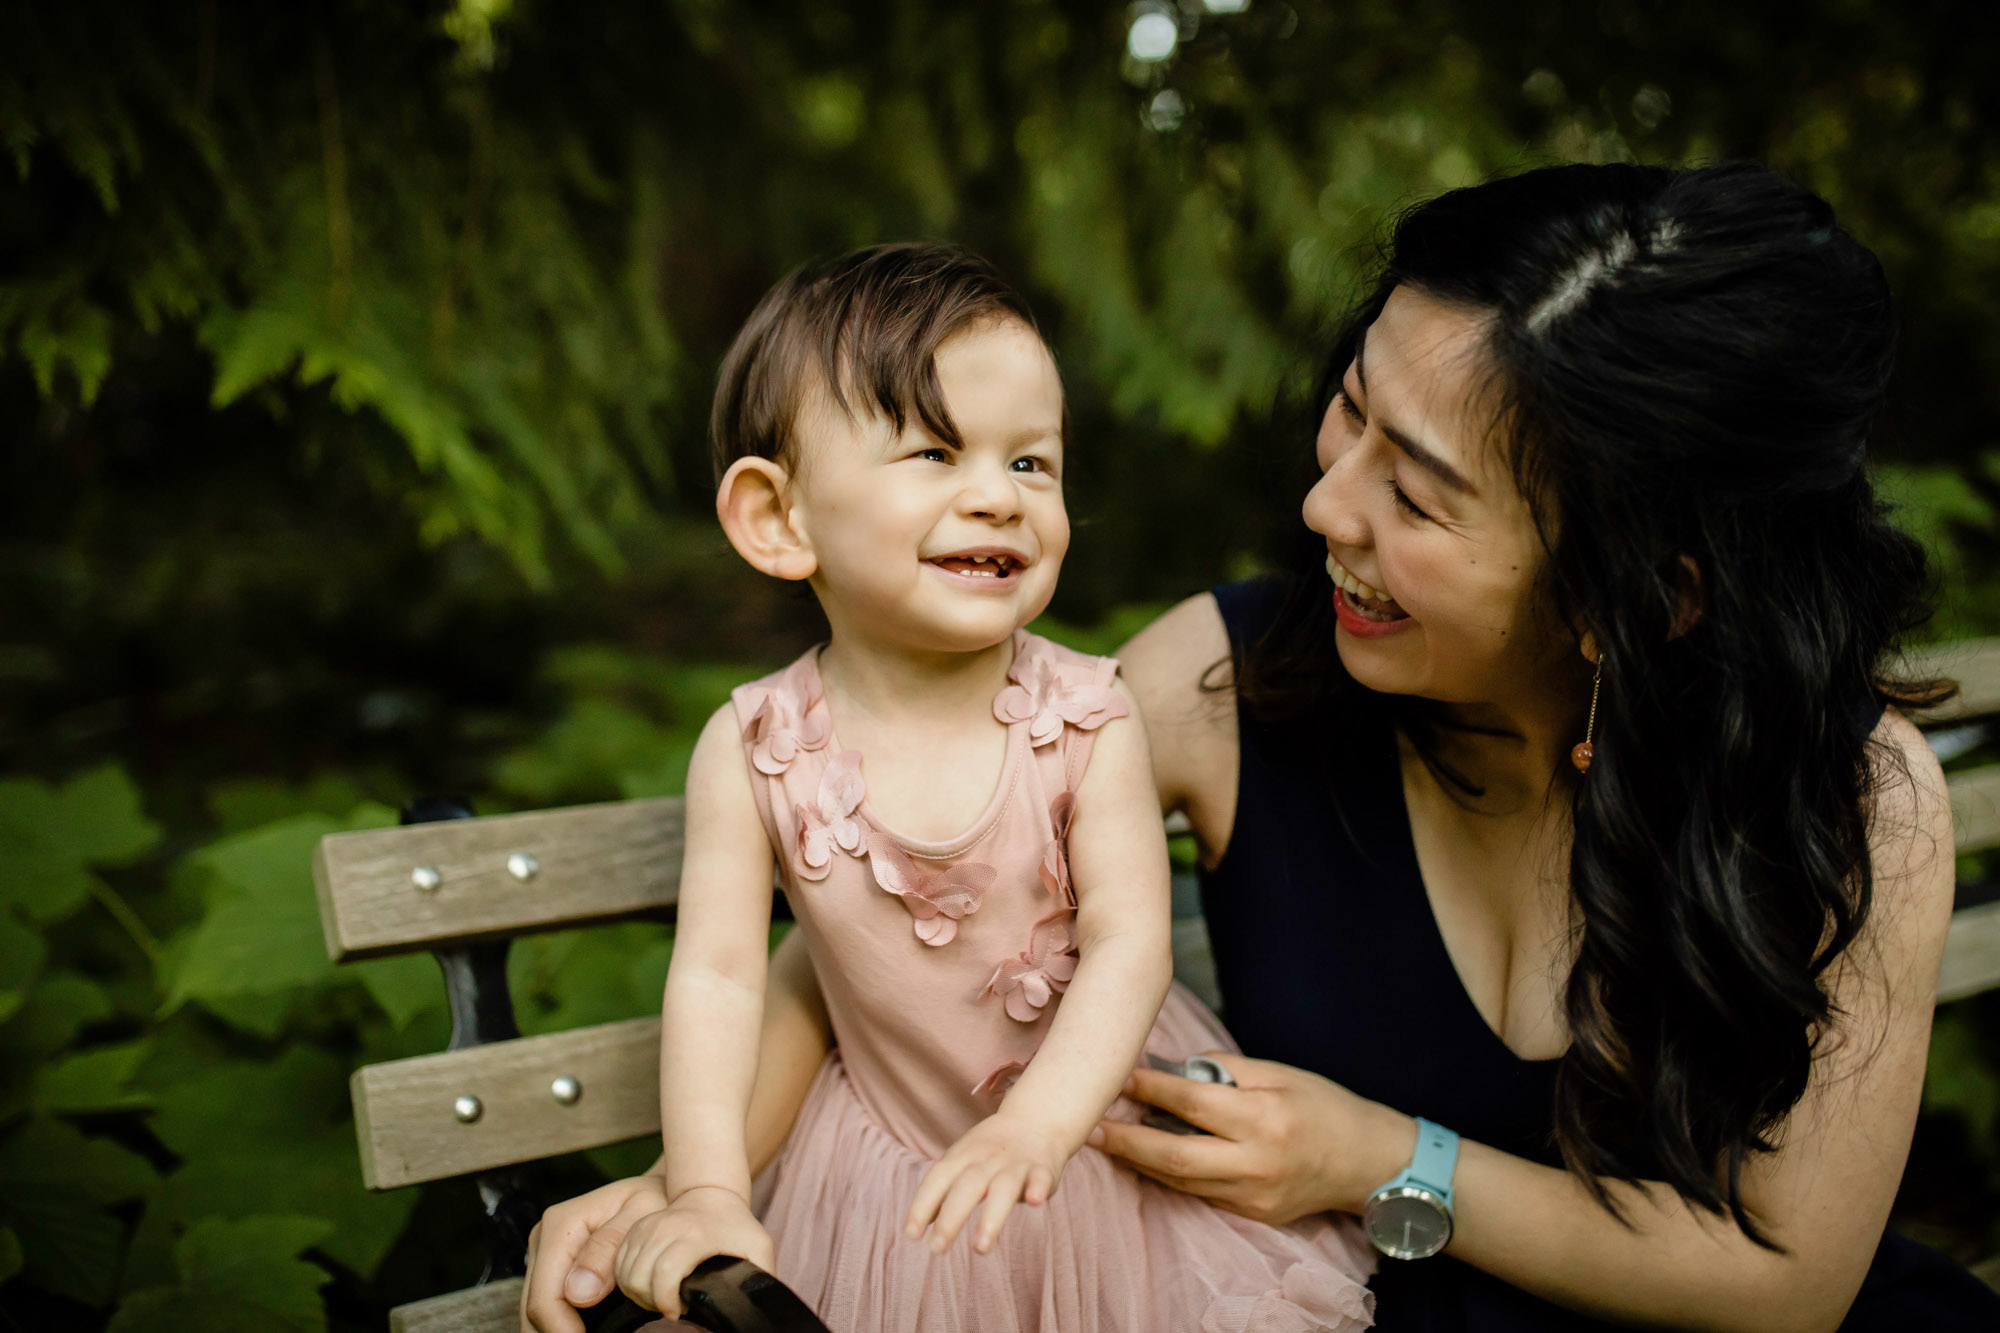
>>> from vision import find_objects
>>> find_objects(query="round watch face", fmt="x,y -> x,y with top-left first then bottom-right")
1364,1187 -> 1452,1260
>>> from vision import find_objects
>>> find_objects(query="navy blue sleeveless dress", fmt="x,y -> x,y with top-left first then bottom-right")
1199,579 -> 2000,1332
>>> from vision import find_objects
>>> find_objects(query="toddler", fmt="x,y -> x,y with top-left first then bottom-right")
623,243 -> 1374,1331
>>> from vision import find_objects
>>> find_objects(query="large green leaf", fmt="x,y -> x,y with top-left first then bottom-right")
0,1116 -> 158,1307
2,970 -> 113,1064
108,1214 -> 333,1333
30,1037 -> 153,1114
0,765 -> 161,926
140,1045 -> 415,1279
161,804 -> 394,1023
351,952 -> 445,1031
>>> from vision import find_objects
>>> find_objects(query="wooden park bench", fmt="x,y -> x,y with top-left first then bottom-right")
311,641 -> 2000,1332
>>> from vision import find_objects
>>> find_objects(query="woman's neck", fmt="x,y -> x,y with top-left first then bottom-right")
1413,672 -> 1591,812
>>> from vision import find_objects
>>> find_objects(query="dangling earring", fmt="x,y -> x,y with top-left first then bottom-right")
1571,655 -> 1602,774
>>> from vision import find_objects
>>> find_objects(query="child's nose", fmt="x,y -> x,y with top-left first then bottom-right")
959,462 -> 1022,522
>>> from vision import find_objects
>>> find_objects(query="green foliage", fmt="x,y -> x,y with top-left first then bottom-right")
0,1118 -> 155,1308
0,645 -> 728,1326
1929,1007 -> 2000,1146
108,1216 -> 333,1333
0,765 -> 160,929
162,806 -> 394,1030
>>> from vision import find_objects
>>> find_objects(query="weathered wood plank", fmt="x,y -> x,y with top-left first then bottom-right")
1941,901 -> 2000,1005
1907,638 -> 2000,723
389,1277 -> 521,1333
1949,765 -> 2000,855
314,798 -> 682,961
354,1016 -> 662,1190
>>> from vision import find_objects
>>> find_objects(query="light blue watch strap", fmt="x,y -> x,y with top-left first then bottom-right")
1394,1118 -> 1459,1209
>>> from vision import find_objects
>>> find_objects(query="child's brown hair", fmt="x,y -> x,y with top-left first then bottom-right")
710,242 -> 1045,482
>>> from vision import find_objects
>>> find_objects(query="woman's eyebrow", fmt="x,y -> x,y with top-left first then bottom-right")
1355,332 -> 1481,499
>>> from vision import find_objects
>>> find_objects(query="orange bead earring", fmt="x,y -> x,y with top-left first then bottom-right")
1572,654 -> 1603,774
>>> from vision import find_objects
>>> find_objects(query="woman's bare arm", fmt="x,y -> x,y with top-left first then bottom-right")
1116,592 -> 1238,865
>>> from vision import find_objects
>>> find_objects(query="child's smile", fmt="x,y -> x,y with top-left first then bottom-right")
925,548 -> 1028,585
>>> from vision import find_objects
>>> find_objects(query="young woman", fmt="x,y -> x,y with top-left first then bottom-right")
523,164 -> 2000,1332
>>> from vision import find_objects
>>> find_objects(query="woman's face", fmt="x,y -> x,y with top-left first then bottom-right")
1302,284 -> 1573,708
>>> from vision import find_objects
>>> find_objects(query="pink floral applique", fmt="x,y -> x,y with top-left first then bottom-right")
866,833 -> 994,947
793,750 -> 867,881
1040,790 -> 1076,904
982,910 -> 1079,1022
992,644 -> 1128,747
743,663 -> 831,775
971,1061 -> 1027,1099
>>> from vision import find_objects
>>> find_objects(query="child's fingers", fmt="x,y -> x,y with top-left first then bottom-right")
973,1164 -> 1031,1253
1023,1163 -> 1055,1207
903,1157 -> 961,1240
928,1162 -> 998,1253
640,1239 -> 715,1322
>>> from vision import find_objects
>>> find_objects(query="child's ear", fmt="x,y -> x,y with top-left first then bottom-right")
716,456 -> 816,581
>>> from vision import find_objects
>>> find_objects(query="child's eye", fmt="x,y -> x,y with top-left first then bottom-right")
1008,456 -> 1046,474
914,447 -> 951,463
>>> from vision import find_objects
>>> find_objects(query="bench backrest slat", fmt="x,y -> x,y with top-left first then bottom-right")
1942,902 -> 2000,1004
1951,766 -> 2000,855
1907,637 -> 2000,723
314,798 -> 683,960
352,1015 -> 661,1190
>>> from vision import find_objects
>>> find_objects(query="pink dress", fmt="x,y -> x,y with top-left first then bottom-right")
733,632 -> 1375,1332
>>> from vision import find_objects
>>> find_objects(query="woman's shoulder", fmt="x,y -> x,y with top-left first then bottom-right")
1116,592 -> 1241,850
1117,591 -> 1232,714
1859,705 -> 1956,959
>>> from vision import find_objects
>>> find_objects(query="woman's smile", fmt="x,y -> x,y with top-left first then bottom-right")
1326,552 -> 1414,636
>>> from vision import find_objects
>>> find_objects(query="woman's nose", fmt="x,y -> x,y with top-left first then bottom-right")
1302,454 -> 1369,549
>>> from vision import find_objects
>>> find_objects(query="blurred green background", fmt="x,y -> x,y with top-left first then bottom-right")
5,1 -> 2000,1327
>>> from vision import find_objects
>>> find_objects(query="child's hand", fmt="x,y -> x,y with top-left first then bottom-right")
904,1113 -> 1073,1255
612,1184 -> 776,1320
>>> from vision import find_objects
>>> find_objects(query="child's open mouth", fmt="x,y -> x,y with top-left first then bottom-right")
928,552 -> 1025,582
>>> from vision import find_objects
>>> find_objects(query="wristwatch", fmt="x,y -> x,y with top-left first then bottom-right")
1363,1118 -> 1459,1260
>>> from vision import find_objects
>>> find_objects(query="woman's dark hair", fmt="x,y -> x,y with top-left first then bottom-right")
1242,162 -> 1949,1243
711,241 -> 1043,483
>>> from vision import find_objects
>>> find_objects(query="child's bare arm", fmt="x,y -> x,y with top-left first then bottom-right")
617,704 -> 779,1316
904,679 -> 1175,1252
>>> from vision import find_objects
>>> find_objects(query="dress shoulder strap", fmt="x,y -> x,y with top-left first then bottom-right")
994,631 -> 1128,800
729,651 -> 834,866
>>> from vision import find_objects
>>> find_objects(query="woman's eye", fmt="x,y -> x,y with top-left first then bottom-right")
1336,391 -> 1365,427
1388,479 -> 1430,521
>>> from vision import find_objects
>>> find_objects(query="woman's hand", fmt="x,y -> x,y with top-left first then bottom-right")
1088,1052 -> 1412,1225
612,1184 -> 776,1321
520,1172 -> 671,1332
904,1112 -> 1073,1255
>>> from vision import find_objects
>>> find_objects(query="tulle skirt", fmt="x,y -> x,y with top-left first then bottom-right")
754,986 -> 1376,1332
